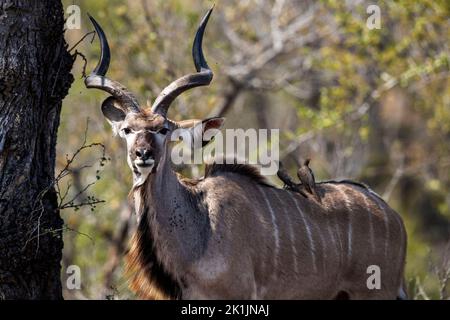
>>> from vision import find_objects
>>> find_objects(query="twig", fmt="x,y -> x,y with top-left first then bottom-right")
68,31 -> 96,53
72,50 -> 88,78
24,119 -> 108,253
414,277 -> 431,300
23,224 -> 94,252
270,0 -> 285,52
382,158 -> 405,201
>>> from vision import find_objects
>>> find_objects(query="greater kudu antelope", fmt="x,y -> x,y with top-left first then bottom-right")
85,9 -> 407,300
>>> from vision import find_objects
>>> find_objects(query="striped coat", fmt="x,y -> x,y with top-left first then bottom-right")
126,163 -> 407,300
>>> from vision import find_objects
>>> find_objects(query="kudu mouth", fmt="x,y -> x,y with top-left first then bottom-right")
132,158 -> 155,188
135,158 -> 155,168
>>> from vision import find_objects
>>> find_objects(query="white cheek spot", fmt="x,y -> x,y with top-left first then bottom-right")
125,132 -> 138,149
125,133 -> 137,171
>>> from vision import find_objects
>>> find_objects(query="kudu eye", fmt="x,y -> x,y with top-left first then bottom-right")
122,128 -> 131,135
158,127 -> 169,135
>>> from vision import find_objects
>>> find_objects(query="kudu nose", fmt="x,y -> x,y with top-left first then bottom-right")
135,148 -> 151,161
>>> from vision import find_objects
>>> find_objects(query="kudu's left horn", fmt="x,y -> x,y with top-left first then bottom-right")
85,14 -> 140,113
151,7 -> 214,117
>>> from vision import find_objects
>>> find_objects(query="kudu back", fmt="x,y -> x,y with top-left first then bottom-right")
85,9 -> 407,299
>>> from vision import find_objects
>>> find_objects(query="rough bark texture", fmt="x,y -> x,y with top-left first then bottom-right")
0,0 -> 73,299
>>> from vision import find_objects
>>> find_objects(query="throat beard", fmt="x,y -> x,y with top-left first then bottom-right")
132,164 -> 153,188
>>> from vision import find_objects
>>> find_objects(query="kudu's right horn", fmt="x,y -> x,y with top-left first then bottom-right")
85,14 -> 141,113
151,7 -> 214,118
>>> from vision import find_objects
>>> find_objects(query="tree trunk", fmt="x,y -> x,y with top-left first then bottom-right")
0,0 -> 73,299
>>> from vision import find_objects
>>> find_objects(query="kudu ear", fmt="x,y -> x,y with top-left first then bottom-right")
190,117 -> 225,148
202,117 -> 226,132
101,97 -> 127,135
172,117 -> 225,149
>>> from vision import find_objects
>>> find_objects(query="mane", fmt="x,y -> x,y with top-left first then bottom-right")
317,179 -> 370,189
125,189 -> 181,300
176,172 -> 202,187
204,158 -> 273,187
318,179 -> 387,204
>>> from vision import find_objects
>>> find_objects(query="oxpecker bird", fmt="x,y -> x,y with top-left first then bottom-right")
297,159 -> 321,203
277,161 -> 307,198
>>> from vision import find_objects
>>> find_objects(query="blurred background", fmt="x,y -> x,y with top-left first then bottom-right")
59,0 -> 449,299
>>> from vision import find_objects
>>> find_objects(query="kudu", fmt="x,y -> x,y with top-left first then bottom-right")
85,9 -> 407,299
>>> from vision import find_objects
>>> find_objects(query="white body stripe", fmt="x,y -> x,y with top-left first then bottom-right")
336,188 -> 353,263
289,193 -> 317,272
347,213 -> 353,263
272,190 -> 299,274
372,196 -> 390,258
328,185 -> 344,265
390,210 -> 405,273
326,219 -> 336,248
369,189 -> 394,259
317,226 -> 327,271
259,186 -> 280,270
362,195 -> 376,253
338,188 -> 352,209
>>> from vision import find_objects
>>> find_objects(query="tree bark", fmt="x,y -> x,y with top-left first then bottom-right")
0,0 -> 73,299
